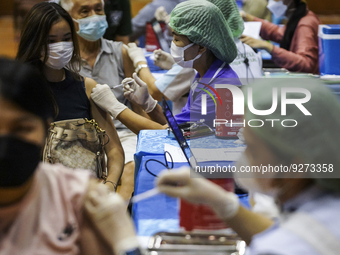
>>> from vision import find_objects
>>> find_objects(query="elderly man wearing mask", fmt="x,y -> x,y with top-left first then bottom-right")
60,0 -> 156,200
91,0 -> 241,131
86,77 -> 340,255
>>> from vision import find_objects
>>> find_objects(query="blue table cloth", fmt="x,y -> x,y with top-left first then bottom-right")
134,130 -> 246,179
133,130 -> 249,236
133,155 -> 185,236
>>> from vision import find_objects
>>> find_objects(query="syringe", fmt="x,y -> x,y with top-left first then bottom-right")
112,80 -> 134,89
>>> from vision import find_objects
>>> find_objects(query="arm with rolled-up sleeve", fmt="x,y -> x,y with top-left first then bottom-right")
253,17 -> 285,43
270,24 -> 319,73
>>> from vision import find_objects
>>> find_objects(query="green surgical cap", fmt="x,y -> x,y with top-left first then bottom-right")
169,0 -> 237,64
206,0 -> 245,38
245,78 -> 340,193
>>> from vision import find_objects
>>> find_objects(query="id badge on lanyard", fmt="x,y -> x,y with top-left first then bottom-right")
192,62 -> 226,102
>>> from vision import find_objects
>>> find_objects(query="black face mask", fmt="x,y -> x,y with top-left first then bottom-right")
0,136 -> 41,188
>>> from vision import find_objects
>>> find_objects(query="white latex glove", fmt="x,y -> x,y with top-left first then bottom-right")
123,43 -> 147,68
155,6 -> 168,22
91,84 -> 127,119
84,184 -> 140,255
234,127 -> 245,144
153,49 -> 175,70
123,73 -> 157,113
157,167 -> 240,219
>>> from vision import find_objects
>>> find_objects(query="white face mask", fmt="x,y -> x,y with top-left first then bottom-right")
234,153 -> 279,197
267,0 -> 288,18
45,42 -> 74,70
170,41 -> 202,68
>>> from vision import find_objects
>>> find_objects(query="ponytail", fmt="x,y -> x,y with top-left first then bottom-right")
280,0 -> 307,50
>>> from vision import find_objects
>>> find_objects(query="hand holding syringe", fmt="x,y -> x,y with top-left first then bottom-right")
112,80 -> 134,89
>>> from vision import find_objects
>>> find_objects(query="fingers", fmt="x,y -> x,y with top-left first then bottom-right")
84,184 -> 111,216
92,84 -> 111,93
85,188 -> 125,214
123,86 -> 134,97
122,77 -> 134,85
132,72 -> 147,87
155,6 -> 168,21
127,42 -> 138,48
157,184 -> 190,199
240,36 -> 253,45
240,35 -> 249,42
157,167 -> 191,187
153,49 -> 163,63
91,84 -> 112,102
122,77 -> 136,93
156,167 -> 194,199
123,43 -> 138,50
153,49 -> 163,55
153,49 -> 165,60
123,90 -> 132,99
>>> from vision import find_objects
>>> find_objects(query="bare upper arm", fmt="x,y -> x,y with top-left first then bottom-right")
84,77 -> 120,146
84,77 -> 98,98
121,45 -> 134,78
115,35 -> 130,45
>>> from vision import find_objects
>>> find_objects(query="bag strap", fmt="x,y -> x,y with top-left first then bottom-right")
282,212 -> 340,254
52,118 -> 86,126
50,118 -> 103,142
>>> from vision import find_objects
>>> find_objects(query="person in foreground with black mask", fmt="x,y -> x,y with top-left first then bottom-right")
0,58 -> 140,255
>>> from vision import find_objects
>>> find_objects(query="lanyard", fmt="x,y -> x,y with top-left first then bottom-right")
192,62 -> 226,101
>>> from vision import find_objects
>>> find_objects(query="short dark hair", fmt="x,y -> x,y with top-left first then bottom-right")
16,2 -> 81,75
0,58 -> 56,121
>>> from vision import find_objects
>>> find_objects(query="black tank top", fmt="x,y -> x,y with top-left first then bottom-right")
48,70 -> 91,121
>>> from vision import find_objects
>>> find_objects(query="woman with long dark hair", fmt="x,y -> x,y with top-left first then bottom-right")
240,0 -> 320,74
16,2 -> 124,191
0,58 -> 139,255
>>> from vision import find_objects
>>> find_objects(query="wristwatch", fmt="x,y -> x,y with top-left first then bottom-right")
135,64 -> 148,75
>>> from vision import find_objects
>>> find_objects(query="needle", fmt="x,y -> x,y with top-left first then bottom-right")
112,80 -> 134,89
128,188 -> 160,204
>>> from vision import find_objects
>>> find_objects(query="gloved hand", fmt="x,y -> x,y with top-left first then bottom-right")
234,127 -> 245,144
155,6 -> 170,24
123,43 -> 147,68
153,49 -> 175,70
84,184 -> 140,255
91,84 -> 127,118
123,73 -> 157,113
157,167 -> 240,219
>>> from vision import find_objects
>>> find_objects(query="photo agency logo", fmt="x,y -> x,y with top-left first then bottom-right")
201,84 -> 312,128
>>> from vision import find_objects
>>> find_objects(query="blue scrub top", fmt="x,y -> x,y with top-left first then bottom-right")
174,58 -> 241,127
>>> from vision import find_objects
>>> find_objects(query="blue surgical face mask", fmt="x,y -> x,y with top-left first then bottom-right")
73,15 -> 108,41
267,0 -> 288,18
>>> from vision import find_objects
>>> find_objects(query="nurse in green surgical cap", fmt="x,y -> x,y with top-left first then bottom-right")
85,75 -> 340,254
157,78 -> 340,254
90,0 -> 242,131
163,0 -> 242,127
